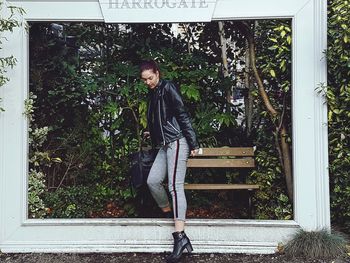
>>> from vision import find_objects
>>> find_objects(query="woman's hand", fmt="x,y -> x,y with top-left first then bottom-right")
190,149 -> 199,157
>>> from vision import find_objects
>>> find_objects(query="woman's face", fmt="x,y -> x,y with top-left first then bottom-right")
141,69 -> 160,89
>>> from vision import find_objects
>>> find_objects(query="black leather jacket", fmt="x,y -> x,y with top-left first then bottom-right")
147,79 -> 199,150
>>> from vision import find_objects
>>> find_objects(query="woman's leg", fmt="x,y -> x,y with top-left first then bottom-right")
174,220 -> 185,232
166,137 -> 189,226
147,146 -> 170,210
166,138 -> 192,263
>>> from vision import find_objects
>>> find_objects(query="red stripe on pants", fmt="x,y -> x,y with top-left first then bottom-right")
172,139 -> 180,218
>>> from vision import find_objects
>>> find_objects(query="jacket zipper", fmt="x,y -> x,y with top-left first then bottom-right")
158,100 -> 166,145
167,121 -> 180,133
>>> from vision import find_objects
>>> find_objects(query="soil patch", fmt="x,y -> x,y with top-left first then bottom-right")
0,253 -> 349,263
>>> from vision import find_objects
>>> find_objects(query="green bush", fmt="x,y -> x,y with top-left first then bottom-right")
44,185 -> 119,218
25,93 -> 49,218
28,169 -> 48,218
327,0 -> 350,233
250,139 -> 292,220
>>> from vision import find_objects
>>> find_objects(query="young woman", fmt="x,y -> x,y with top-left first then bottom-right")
140,60 -> 199,263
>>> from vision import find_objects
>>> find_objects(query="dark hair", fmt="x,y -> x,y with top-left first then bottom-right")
139,60 -> 161,75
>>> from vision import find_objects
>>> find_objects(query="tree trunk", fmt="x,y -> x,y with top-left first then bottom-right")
244,41 -> 254,137
237,22 -> 294,202
218,21 -> 231,104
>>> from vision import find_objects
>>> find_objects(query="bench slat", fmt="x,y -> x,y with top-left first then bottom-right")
187,158 -> 255,168
184,184 -> 259,190
196,147 -> 254,157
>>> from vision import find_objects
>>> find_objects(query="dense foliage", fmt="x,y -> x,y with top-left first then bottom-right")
327,0 -> 350,233
28,21 -> 293,219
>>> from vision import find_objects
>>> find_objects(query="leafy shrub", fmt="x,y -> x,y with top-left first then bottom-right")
327,0 -> 350,233
250,144 -> 292,220
28,169 -> 48,218
44,185 -> 117,218
25,93 -> 49,218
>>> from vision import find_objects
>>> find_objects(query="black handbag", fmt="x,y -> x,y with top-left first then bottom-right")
129,148 -> 158,190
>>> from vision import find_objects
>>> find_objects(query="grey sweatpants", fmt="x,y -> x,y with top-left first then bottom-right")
147,137 -> 189,221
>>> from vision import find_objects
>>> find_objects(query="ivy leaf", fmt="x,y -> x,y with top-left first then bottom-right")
270,69 -> 276,78
281,30 -> 286,38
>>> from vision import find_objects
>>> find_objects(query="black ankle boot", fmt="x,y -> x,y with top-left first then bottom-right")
166,231 -> 193,263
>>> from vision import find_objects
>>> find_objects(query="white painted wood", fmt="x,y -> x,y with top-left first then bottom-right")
0,4 -> 28,246
99,0 -> 218,23
0,5 -> 6,247
0,0 -> 329,254
1,219 -> 299,253
212,0 -> 312,20
292,0 -> 318,229
292,0 -> 330,231
313,0 -> 330,231
10,1 -> 104,22
11,0 -> 313,22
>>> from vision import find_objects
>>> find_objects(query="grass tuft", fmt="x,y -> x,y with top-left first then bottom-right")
284,229 -> 348,260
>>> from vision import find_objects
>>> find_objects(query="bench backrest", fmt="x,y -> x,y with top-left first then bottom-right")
187,147 -> 255,168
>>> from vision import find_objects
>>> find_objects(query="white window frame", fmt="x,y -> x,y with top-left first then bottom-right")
0,0 -> 329,254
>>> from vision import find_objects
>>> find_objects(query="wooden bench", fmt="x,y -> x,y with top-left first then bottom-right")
184,147 -> 259,217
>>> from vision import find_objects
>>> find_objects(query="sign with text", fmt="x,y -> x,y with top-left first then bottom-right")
98,0 -> 218,22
